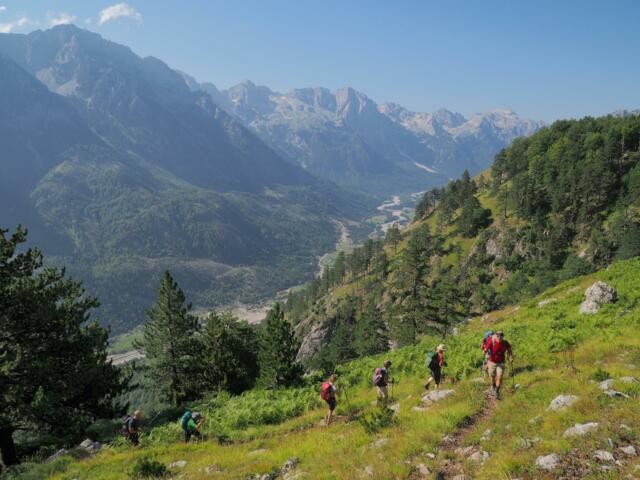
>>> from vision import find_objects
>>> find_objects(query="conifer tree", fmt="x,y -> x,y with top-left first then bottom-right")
200,312 -> 258,394
354,302 -> 389,356
137,271 -> 201,406
0,227 -> 127,466
258,303 -> 302,388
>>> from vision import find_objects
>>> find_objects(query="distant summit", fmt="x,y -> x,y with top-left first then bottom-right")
184,77 -> 544,195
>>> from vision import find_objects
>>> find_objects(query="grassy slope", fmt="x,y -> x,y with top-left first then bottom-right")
20,257 -> 638,479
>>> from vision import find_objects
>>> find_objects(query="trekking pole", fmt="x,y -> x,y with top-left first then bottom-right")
146,411 -> 162,428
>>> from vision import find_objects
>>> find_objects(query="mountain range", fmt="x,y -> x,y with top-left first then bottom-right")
0,24 -> 542,333
0,25 -> 366,333
181,75 -> 543,196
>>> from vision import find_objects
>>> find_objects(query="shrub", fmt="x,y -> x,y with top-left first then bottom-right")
130,456 -> 167,478
357,405 -> 397,434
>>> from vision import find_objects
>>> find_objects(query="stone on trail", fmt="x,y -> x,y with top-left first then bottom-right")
79,439 -> 94,449
412,406 -> 428,413
455,446 -> 477,457
621,446 -> 637,456
563,422 -> 599,437
169,460 -> 187,469
579,281 -> 617,314
364,465 -> 375,477
468,450 -> 490,464
594,450 -> 615,462
388,402 -> 400,413
538,298 -> 557,307
599,379 -> 615,390
421,389 -> 455,405
374,438 -> 390,448
248,448 -> 268,456
416,463 -> 431,476
548,394 -> 579,411
282,458 -> 300,473
536,453 -> 561,470
47,448 -> 69,462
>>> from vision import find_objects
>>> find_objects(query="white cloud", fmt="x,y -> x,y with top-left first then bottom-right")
0,16 -> 28,33
50,13 -> 77,26
98,3 -> 141,25
0,6 -> 7,14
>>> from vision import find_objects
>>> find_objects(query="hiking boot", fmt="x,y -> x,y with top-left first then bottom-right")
424,383 -> 431,390
491,385 -> 497,397
495,388 -> 501,400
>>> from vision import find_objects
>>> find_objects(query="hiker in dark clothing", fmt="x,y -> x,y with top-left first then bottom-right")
320,374 -> 338,426
124,410 -> 142,446
424,344 -> 447,390
484,330 -> 513,399
181,410 -> 205,443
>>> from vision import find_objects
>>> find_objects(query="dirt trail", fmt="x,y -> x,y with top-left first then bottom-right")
434,388 -> 498,480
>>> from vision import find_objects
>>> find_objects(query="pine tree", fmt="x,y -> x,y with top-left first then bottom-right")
0,227 -> 127,466
258,303 -> 302,388
354,302 -> 389,357
199,312 -> 259,395
137,271 -> 201,406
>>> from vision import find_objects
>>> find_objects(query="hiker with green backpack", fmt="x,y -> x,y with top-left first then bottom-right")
424,344 -> 447,390
181,409 -> 205,443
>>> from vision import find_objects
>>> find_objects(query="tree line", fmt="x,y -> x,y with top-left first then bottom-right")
284,114 -> 640,369
0,227 -> 302,467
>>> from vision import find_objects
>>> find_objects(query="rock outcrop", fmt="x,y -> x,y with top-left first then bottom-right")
548,394 -> 579,411
579,281 -> 617,314
295,315 -> 332,362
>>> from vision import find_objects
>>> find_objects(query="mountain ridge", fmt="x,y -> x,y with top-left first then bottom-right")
182,75 -> 543,195
0,25 -> 368,333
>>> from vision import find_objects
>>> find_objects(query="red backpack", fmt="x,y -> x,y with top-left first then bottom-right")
321,382 -> 334,401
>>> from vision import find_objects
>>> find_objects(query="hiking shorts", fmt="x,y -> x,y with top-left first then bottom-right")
183,428 -> 201,443
429,367 -> 442,385
487,361 -> 504,378
376,385 -> 389,399
325,398 -> 337,411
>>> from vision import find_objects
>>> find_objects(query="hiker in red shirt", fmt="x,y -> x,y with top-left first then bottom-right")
484,331 -> 513,399
320,374 -> 338,426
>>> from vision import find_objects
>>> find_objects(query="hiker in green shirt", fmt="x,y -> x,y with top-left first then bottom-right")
181,410 -> 205,443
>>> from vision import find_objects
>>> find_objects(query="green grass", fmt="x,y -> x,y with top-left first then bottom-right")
9,257 -> 640,479
108,328 -> 143,354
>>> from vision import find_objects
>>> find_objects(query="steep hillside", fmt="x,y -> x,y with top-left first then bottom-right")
182,78 -> 543,197
286,114 -> 640,366
13,257 -> 640,479
0,25 -> 369,333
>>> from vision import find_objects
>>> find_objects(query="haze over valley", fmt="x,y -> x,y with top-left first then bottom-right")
0,24 -> 541,333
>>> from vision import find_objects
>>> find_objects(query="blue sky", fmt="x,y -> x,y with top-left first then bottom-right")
1,1 -> 639,122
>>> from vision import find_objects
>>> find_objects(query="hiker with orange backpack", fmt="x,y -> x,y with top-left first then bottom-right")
483,331 -> 513,399
321,374 -> 339,426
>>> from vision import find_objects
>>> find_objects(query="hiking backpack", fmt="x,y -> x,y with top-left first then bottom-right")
482,331 -> 494,349
121,415 -> 132,435
425,351 -> 437,368
320,382 -> 334,401
372,367 -> 384,386
180,411 -> 192,430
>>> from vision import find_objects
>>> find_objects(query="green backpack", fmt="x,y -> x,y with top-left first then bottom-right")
425,351 -> 438,368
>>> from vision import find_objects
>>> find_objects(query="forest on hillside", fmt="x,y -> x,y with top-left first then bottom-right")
285,114 -> 640,369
